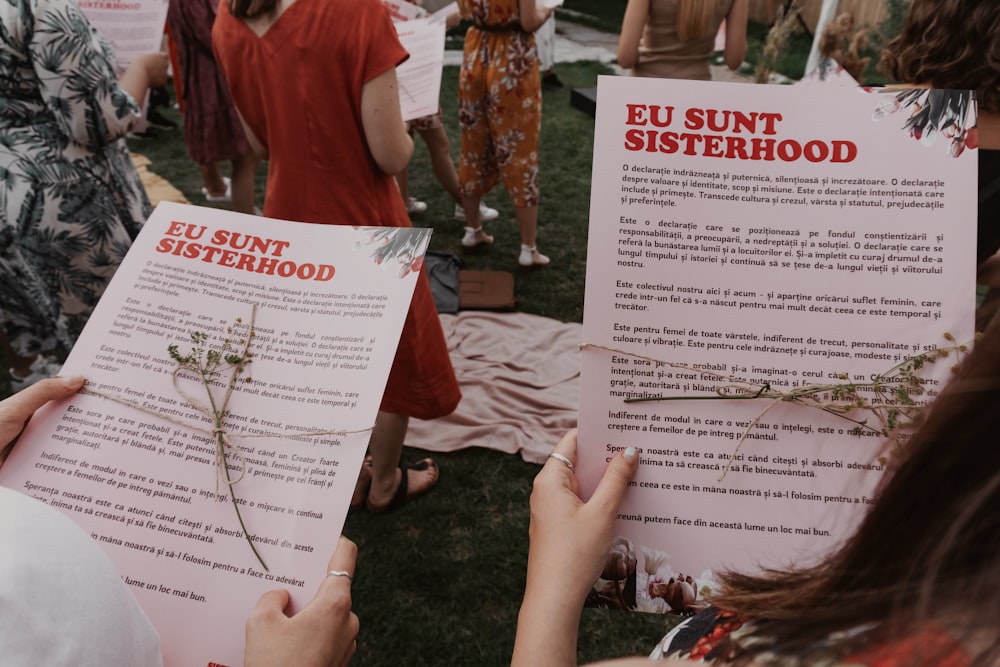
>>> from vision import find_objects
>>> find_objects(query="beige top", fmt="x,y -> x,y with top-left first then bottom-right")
635,0 -> 734,80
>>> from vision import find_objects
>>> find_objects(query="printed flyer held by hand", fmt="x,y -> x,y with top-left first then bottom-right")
78,0 -> 168,69
0,202 -> 432,666
394,17 -> 447,121
577,76 -> 978,614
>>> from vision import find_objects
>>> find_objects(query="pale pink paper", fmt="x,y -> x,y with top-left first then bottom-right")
78,0 -> 168,69
0,202 -> 428,665
578,77 -> 977,612
394,17 -> 447,121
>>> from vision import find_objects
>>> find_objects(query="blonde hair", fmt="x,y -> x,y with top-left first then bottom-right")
676,0 -> 718,41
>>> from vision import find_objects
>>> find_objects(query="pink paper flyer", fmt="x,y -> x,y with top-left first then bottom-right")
0,202 -> 431,665
578,77 -> 978,613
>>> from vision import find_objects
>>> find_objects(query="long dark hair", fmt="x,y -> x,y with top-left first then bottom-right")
710,314 -> 1000,664
880,0 -> 1000,112
228,0 -> 279,19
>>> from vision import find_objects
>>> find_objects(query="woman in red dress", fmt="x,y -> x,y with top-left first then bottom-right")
213,0 -> 461,511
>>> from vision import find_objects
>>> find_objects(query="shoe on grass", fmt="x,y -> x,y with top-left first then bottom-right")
202,176 -> 231,203
518,244 -> 550,267
454,202 -> 499,222
407,197 -> 428,215
145,108 -> 178,130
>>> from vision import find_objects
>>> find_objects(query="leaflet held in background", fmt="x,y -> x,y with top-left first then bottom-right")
393,17 -> 447,121
78,0 -> 168,70
0,202 -> 431,665
578,77 -> 977,613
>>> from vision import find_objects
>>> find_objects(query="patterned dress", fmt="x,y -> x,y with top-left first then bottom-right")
166,0 -> 250,165
0,0 -> 149,357
457,0 -> 541,208
650,606 -> 971,666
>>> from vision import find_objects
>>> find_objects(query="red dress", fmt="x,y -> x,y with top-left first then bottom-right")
213,0 -> 460,420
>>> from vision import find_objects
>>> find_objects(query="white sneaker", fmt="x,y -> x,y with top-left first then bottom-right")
461,226 -> 494,248
518,244 -> 550,267
407,198 -> 428,215
9,355 -> 63,392
202,176 -> 231,203
455,202 -> 499,222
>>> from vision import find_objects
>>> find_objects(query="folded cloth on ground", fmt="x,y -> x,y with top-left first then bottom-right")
406,311 -> 581,464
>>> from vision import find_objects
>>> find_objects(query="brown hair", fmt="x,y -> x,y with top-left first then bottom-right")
676,0 -> 719,41
228,0 -> 279,19
880,0 -> 1000,112
710,315 -> 1000,664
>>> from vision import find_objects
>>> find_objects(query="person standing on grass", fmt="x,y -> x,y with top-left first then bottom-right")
213,0 -> 461,512
167,0 -> 259,215
455,0 -> 554,267
395,0 -> 500,225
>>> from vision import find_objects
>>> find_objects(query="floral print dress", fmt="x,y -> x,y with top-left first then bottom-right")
456,0 -> 541,208
650,606 -> 971,666
1,0 -> 149,357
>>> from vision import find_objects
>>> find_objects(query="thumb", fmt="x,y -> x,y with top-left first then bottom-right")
587,447 -> 639,514
5,376 -> 85,414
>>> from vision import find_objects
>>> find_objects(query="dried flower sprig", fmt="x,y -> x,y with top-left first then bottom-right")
610,333 -> 973,479
168,307 -> 267,570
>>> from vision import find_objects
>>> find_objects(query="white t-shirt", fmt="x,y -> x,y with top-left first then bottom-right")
0,486 -> 162,666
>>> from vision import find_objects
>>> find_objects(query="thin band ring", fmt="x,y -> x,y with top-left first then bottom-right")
327,569 -> 353,581
548,452 -> 574,471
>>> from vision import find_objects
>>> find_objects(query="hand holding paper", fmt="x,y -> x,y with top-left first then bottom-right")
244,536 -> 359,667
0,203 -> 434,666
0,377 -> 85,462
512,431 -> 639,666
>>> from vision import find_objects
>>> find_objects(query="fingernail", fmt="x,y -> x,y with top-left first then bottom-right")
624,447 -> 636,460
64,375 -> 86,389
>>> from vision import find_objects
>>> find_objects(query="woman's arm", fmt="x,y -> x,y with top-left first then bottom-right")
511,430 -> 639,667
117,52 -> 170,107
616,0 -> 649,70
518,0 -> 554,34
361,67 -> 414,175
723,0 -> 749,71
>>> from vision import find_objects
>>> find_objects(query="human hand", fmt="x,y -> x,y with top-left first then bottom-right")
512,430 -> 639,666
244,536 -> 360,667
526,429 -> 639,610
0,376 -> 85,456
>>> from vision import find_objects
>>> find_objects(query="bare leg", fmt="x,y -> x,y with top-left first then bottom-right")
461,194 -> 493,246
419,126 -> 463,202
366,410 -> 438,511
230,153 -> 259,215
396,167 -> 411,206
515,205 -> 549,266
200,163 -> 227,198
